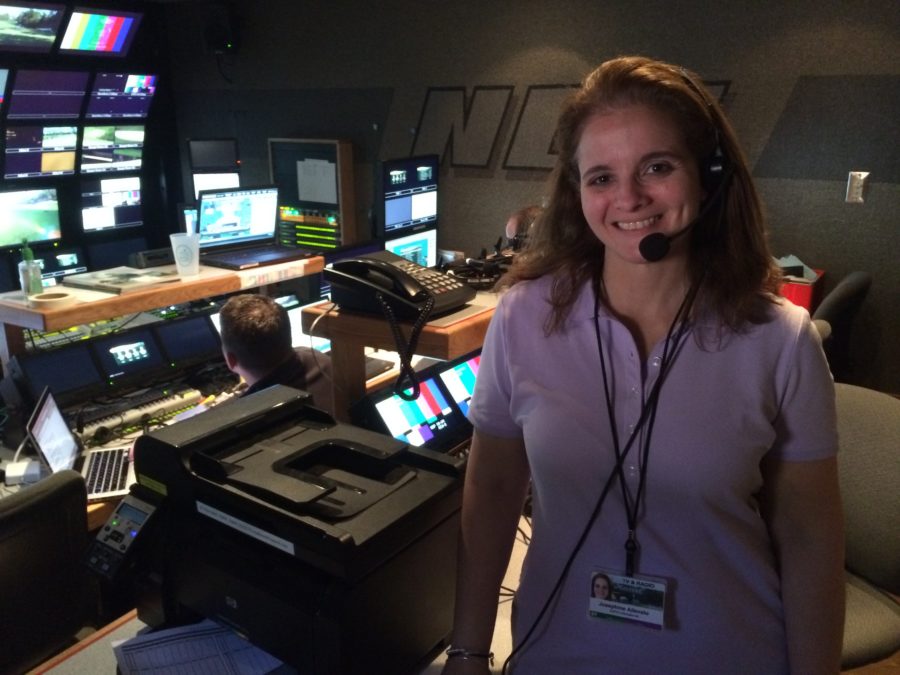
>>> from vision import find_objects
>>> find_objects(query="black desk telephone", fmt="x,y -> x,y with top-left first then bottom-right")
325,250 -> 476,320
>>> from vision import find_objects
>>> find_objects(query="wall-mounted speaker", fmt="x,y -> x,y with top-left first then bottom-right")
204,3 -> 240,55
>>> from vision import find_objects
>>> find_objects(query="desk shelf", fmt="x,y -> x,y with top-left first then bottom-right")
0,258 -> 325,367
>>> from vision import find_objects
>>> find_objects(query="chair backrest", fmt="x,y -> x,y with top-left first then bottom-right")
834,383 -> 900,595
0,470 -> 90,675
812,271 -> 872,381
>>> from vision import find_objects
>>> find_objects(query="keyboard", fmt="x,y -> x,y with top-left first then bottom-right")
85,448 -> 128,493
82,388 -> 204,439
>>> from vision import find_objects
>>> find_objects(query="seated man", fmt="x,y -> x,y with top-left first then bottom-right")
218,294 -> 334,415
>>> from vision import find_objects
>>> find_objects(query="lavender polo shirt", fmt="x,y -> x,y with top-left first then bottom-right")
468,275 -> 837,675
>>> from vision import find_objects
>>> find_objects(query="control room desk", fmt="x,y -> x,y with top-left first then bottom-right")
0,258 -> 325,531
0,258 -> 325,371
301,299 -> 495,421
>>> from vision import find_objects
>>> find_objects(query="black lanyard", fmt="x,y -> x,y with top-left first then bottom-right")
592,281 -> 698,576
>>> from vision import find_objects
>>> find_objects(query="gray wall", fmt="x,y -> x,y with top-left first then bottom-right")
161,0 -> 900,393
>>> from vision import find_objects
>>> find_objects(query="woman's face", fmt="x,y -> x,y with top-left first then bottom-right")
575,104 -> 704,266
593,576 -> 610,599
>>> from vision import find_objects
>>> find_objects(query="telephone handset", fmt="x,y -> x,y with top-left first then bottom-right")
325,250 -> 476,319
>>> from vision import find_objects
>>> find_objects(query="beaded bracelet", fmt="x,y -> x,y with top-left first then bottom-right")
445,646 -> 495,666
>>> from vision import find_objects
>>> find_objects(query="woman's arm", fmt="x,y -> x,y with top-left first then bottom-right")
761,455 -> 845,674
442,429 -> 531,675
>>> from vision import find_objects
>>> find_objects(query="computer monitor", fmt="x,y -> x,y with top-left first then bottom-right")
268,138 -> 355,251
380,154 -> 439,239
6,69 -> 89,119
57,7 -> 142,57
188,138 -> 239,172
11,341 -> 103,408
153,314 -> 221,371
0,68 -> 8,105
33,245 -> 87,287
383,227 -> 438,268
437,350 -> 480,416
80,176 -> 142,232
192,171 -> 240,199
3,125 -> 77,178
89,326 -> 167,387
0,2 -> 66,53
85,72 -> 157,119
80,124 -> 144,173
0,187 -> 61,248
196,185 -> 279,251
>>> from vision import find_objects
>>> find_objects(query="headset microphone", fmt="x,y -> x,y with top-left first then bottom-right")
638,159 -> 733,263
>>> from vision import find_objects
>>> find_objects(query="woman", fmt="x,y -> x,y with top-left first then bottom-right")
442,56 -> 844,674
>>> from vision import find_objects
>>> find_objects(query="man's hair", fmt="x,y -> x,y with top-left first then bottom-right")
219,294 -> 293,373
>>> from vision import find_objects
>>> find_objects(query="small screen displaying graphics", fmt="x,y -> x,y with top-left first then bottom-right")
6,69 -> 89,119
437,352 -> 480,416
81,175 -> 142,232
80,124 -> 144,173
374,376 -> 457,447
4,125 -> 77,178
90,327 -> 165,384
0,187 -> 61,247
85,72 -> 157,118
58,8 -> 142,56
382,155 -> 439,236
383,227 -> 438,268
0,3 -> 66,53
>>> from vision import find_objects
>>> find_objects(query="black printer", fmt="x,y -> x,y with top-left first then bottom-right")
128,385 -> 465,675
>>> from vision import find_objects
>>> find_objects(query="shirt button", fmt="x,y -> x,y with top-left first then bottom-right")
651,356 -> 662,368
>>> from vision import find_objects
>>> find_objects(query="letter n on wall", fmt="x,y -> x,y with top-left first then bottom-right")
411,86 -> 513,168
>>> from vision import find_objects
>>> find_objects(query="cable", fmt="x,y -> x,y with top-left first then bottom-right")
375,293 -> 434,401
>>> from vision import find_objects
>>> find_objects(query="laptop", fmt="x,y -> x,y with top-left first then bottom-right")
27,386 -> 135,502
196,185 -> 312,270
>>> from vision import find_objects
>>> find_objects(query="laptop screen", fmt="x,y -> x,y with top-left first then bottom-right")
196,185 -> 279,251
27,387 -> 80,473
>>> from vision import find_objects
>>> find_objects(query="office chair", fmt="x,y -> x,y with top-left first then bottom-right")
834,383 -> 900,669
812,271 -> 872,382
0,470 -> 96,675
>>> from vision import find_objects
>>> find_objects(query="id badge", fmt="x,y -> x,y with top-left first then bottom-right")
588,569 -> 668,629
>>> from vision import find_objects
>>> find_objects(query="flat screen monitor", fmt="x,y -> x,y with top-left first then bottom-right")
437,350 -> 480,416
381,154 -> 439,238
85,72 -> 157,119
6,69 -> 89,119
0,2 -> 66,53
33,245 -> 87,286
188,138 -> 238,172
57,7 -> 142,57
80,124 -> 144,173
0,68 -> 7,105
192,171 -> 240,200
0,187 -> 61,248
80,175 -> 142,232
3,124 -> 77,178
196,185 -> 279,251
383,227 -> 438,268
90,326 -> 166,386
153,314 -> 221,370
13,342 -> 102,407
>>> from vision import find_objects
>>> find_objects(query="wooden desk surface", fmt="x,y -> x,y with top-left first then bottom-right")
0,258 -> 324,367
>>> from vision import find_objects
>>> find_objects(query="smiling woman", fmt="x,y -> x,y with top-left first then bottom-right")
444,56 -> 845,675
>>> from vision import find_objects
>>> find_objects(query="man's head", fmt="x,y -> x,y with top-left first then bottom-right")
219,294 -> 293,385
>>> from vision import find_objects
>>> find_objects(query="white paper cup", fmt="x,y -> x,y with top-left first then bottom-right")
170,233 -> 200,276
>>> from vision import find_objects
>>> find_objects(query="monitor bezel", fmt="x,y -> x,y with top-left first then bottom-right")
379,154 -> 440,239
